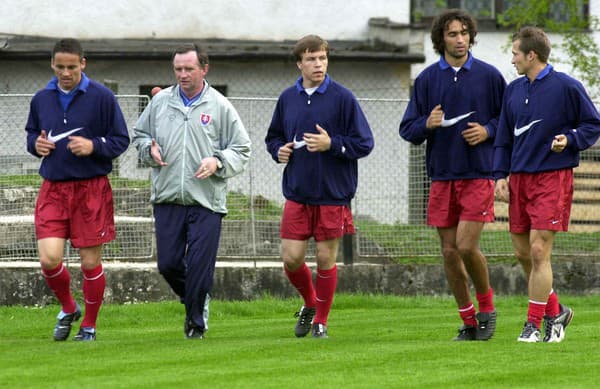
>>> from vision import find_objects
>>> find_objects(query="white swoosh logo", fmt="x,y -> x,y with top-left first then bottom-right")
514,120 -> 542,137
441,111 -> 475,127
293,134 -> 306,149
47,127 -> 83,143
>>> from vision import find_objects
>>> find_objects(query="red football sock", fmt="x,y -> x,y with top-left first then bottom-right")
313,266 -> 338,325
527,300 -> 547,329
41,262 -> 76,314
476,288 -> 495,313
459,303 -> 477,327
284,263 -> 316,308
545,289 -> 560,317
81,264 -> 106,329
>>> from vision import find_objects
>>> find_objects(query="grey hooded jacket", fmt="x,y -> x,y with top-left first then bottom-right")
133,82 -> 251,213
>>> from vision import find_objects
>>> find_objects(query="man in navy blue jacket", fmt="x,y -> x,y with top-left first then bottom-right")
400,9 -> 505,341
494,27 -> 600,343
265,35 -> 374,338
25,38 -> 130,341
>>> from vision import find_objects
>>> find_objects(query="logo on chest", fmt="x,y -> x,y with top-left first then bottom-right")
200,113 -> 212,126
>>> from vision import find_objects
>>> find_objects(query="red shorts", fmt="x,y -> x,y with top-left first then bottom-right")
427,179 -> 495,228
35,176 -> 116,248
280,200 -> 355,242
509,170 -> 573,233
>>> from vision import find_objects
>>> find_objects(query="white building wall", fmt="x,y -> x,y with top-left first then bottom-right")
1,0 -> 409,40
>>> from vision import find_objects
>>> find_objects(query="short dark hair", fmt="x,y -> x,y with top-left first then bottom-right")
52,38 -> 84,60
172,43 -> 209,67
512,26 -> 551,63
293,35 -> 329,61
430,9 -> 477,56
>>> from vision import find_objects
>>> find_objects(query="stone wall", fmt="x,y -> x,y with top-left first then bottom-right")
2,260 -> 599,306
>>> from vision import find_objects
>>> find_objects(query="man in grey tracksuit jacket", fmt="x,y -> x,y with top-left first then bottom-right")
133,45 -> 250,338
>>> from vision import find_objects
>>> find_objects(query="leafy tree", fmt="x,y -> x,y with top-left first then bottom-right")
498,0 -> 600,97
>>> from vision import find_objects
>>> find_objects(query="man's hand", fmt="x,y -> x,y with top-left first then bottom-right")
150,138 -> 168,166
426,104 -> 444,129
495,178 -> 509,203
551,134 -> 568,153
35,130 -> 56,157
462,122 -> 488,146
303,124 -> 331,152
194,157 -> 219,179
278,142 -> 294,163
67,135 -> 94,157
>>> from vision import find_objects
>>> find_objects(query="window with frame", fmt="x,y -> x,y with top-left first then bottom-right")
411,0 -> 589,28
411,0 -> 496,24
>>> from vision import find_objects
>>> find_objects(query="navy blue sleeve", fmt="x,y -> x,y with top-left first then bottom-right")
265,98 -> 287,163
482,72 -> 507,140
25,98 -> 42,158
399,76 -> 434,145
564,81 -> 600,151
328,97 -> 374,160
493,89 -> 514,180
90,92 -> 130,160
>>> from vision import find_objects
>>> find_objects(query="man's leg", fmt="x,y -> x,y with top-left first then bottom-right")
456,221 -> 491,296
437,227 -> 477,340
39,238 -> 74,311
528,230 -> 555,321
38,237 -> 81,341
513,230 -> 555,342
514,234 -> 562,321
74,245 -> 104,341
456,220 -> 496,340
153,204 -> 192,337
511,231 -> 532,278
153,204 -> 187,299
311,238 -> 340,338
281,239 -> 315,337
184,207 -> 223,339
527,229 -> 572,342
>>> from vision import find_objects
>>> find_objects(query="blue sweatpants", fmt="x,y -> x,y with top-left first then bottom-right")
153,203 -> 223,330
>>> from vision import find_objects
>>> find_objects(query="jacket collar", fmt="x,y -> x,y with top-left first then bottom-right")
295,74 -> 331,94
438,52 -> 473,71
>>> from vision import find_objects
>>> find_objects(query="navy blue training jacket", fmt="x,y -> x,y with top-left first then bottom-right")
493,65 -> 600,178
265,75 -> 374,205
400,54 -> 506,181
25,73 -> 130,181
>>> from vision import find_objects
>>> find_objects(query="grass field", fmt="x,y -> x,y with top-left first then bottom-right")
2,294 -> 600,388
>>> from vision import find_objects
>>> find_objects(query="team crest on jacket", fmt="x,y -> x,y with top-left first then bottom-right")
200,113 -> 211,126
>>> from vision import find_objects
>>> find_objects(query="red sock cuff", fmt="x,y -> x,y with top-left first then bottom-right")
527,300 -> 547,328
82,264 -> 104,280
42,262 -> 65,278
284,262 -> 307,276
317,265 -> 337,277
458,303 -> 477,327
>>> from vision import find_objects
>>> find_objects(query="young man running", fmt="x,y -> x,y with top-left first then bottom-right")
400,9 -> 505,340
265,35 -> 374,338
494,27 -> 600,343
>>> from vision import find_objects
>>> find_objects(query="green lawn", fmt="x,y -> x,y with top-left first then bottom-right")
2,295 -> 600,388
